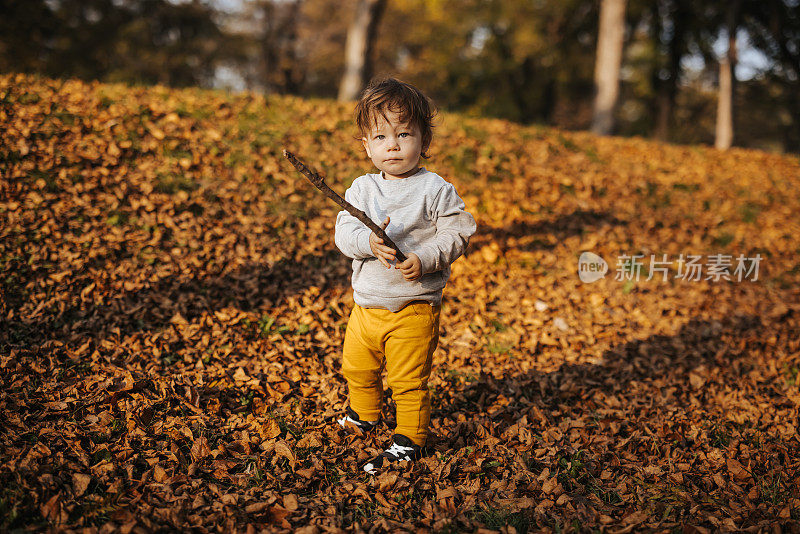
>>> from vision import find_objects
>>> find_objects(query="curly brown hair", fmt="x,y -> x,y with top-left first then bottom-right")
354,76 -> 438,159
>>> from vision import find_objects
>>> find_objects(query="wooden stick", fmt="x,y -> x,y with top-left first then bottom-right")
283,149 -> 408,262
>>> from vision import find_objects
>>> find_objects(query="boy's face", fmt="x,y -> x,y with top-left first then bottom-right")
361,108 -> 427,180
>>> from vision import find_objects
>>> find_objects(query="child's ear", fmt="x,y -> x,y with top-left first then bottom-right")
361,137 -> 372,158
421,139 -> 431,158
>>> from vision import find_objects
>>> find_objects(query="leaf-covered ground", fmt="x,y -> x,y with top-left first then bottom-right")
1,72 -> 799,533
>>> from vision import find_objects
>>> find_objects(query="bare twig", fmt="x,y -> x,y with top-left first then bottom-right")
283,149 -> 407,262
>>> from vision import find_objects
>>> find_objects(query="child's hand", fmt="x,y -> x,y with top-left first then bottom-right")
369,216 -> 397,269
395,253 -> 422,281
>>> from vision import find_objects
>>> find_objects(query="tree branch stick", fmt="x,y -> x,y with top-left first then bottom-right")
283,149 -> 407,262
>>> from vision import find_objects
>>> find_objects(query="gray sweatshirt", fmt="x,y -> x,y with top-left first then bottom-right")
334,166 -> 477,312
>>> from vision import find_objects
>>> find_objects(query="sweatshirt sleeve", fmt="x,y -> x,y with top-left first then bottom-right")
334,180 -> 374,260
415,182 -> 477,275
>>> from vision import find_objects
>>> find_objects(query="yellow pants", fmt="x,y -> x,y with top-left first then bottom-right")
342,300 -> 441,447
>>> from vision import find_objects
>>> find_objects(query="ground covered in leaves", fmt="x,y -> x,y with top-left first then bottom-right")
1,72 -> 800,533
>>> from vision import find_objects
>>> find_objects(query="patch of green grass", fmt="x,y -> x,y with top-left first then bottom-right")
622,259 -> 643,295
741,429 -> 763,448
161,145 -> 193,160
487,341 -> 513,354
29,169 -> 59,192
783,363 -> 799,387
707,420 -> 733,448
489,317 -> 507,331
0,480 -> 46,531
485,315 -> 515,354
91,448 -> 113,464
75,496 -> 120,528
18,92 -> 41,105
712,232 -> 735,248
559,183 -> 576,196
649,191 -> 672,208
635,180 -> 672,208
460,122 -> 488,142
106,209 -> 129,226
445,145 -> 476,179
270,414 -> 303,440
739,201 -> 762,224
756,471 -> 791,506
594,485 -> 624,506
256,314 -> 306,337
557,133 -> 578,152
585,147 -> 602,163
555,449 -> 594,492
340,499 -> 380,529
154,172 -> 198,195
672,182 -> 700,192
202,188 -> 222,204
239,389 -> 256,408
241,458 -> 269,487
445,368 -> 477,385
258,314 -> 276,335
470,504 -> 534,534
97,95 -> 114,109
176,103 -> 215,120
322,464 -> 344,486
223,149 -> 248,168
53,110 -> 77,125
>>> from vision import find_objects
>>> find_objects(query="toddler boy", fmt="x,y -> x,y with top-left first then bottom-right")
334,76 -> 477,474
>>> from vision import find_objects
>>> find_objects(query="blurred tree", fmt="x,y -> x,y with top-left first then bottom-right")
747,0 -> 800,152
677,1 -> 768,151
226,0 -> 348,96
2,0 -> 798,153
592,0 -> 627,135
0,0 -> 61,75
715,0 -> 741,149
371,0 -> 598,127
623,0 -> 776,150
0,0 -> 240,88
649,0 -> 691,141
257,0 -> 304,94
338,0 -> 387,101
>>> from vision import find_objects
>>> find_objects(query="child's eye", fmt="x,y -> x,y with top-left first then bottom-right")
375,134 -> 384,140
399,133 -> 409,137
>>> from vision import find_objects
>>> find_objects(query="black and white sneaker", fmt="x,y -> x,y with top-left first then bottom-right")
337,406 -> 379,433
362,434 -> 427,474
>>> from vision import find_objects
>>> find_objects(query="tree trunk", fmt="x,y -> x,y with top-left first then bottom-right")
338,0 -> 387,102
259,0 -> 303,95
766,2 -> 800,152
715,56 -> 734,150
282,0 -> 302,94
715,1 -> 740,150
653,0 -> 687,142
591,0 -> 626,135
782,87 -> 800,153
